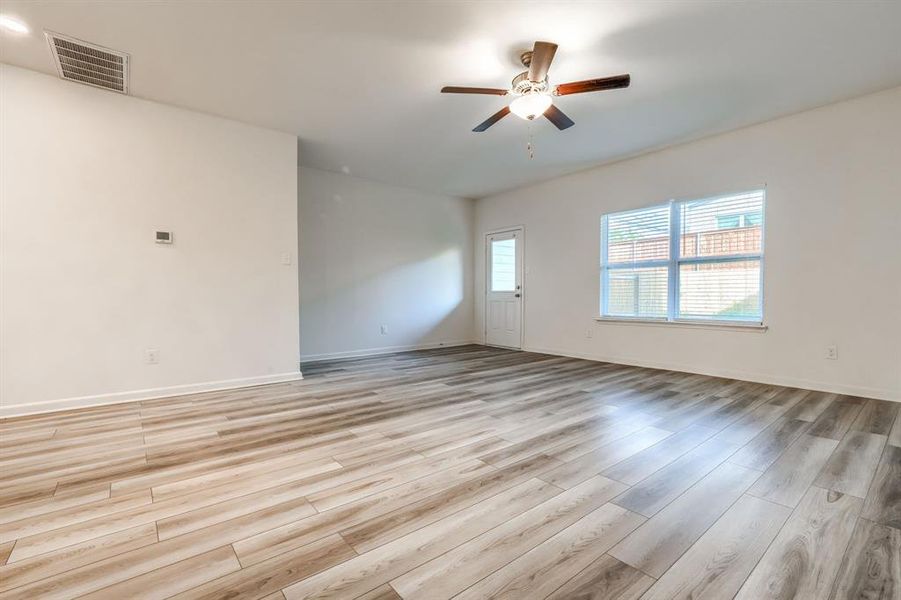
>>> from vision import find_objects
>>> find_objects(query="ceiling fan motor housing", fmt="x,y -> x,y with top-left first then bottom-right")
511,71 -> 549,95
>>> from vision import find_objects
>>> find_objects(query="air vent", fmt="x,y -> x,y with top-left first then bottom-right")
45,31 -> 129,94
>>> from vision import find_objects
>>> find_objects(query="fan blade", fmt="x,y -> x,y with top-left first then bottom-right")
528,41 -> 558,82
473,106 -> 510,132
441,86 -> 508,95
555,74 -> 631,96
544,104 -> 574,130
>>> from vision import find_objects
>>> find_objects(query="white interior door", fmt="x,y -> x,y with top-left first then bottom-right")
486,229 -> 523,349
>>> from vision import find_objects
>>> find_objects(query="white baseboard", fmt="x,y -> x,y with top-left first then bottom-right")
0,371 -> 305,418
300,340 -> 480,363
523,344 -> 900,403
8,343 -> 893,418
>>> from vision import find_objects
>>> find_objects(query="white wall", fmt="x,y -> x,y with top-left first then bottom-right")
299,167 -> 475,360
476,86 -> 901,401
1,65 -> 301,416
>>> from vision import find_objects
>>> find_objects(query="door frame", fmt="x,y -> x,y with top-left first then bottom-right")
484,226 -> 525,350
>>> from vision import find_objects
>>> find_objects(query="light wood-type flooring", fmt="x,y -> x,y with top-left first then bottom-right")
1,345 -> 899,599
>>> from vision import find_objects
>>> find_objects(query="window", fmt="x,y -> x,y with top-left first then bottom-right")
601,190 -> 765,324
490,237 -> 516,291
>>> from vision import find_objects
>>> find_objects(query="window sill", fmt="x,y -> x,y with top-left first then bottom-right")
594,317 -> 768,332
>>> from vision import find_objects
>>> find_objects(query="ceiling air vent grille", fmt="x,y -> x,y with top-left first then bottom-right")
45,31 -> 129,94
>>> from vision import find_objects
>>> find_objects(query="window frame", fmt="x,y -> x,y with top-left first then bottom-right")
600,189 -> 766,327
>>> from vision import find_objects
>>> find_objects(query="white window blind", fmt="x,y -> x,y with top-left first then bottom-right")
601,205 -> 670,318
601,190 -> 765,324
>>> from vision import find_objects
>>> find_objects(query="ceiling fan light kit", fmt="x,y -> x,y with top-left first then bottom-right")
441,40 -> 630,133
510,93 -> 552,120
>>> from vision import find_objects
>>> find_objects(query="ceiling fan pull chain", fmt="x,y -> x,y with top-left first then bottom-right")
527,123 -> 534,160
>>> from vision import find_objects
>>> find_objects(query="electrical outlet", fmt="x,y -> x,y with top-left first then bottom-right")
825,345 -> 838,360
380,324 -> 388,335
144,348 -> 160,364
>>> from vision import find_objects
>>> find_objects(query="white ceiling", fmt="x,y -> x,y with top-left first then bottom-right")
2,1 -> 901,198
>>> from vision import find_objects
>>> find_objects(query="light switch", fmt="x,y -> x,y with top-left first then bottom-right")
281,252 -> 292,265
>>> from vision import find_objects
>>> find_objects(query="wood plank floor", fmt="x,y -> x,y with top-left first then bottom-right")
1,345 -> 898,599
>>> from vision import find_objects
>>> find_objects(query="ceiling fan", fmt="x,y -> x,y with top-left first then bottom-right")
441,41 -> 630,132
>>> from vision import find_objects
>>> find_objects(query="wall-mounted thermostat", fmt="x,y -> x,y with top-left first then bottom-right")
155,231 -> 173,244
